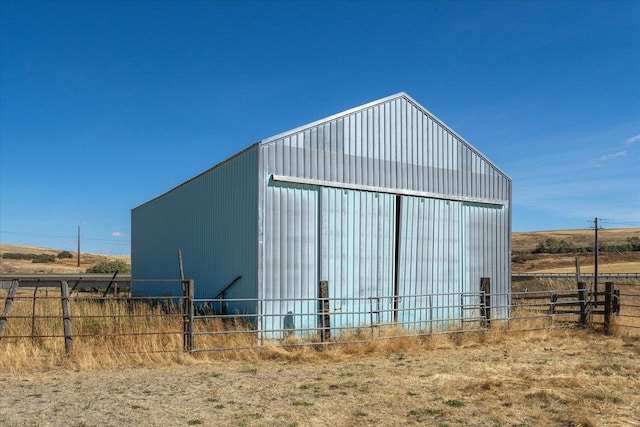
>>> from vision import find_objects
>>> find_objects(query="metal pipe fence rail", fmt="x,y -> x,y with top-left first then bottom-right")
0,278 -> 193,354
611,282 -> 640,334
189,286 -> 604,353
2,278 -> 635,355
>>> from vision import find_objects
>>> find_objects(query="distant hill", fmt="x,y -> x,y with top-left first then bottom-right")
2,228 -> 639,275
512,228 -> 640,273
0,244 -> 131,275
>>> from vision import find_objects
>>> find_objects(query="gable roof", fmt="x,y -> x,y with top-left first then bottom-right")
261,92 -> 510,182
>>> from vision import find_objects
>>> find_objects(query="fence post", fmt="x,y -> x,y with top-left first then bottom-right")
613,289 -> 620,315
577,282 -> 587,326
318,280 -> 330,342
183,280 -> 194,353
548,294 -> 558,315
604,281 -> 613,334
60,280 -> 73,353
460,294 -> 464,331
480,278 -> 490,328
31,284 -> 39,338
0,280 -> 19,337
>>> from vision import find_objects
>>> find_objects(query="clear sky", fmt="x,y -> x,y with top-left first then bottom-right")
1,1 -> 639,255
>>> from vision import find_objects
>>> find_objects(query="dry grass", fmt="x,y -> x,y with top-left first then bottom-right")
1,328 -> 638,426
533,261 -> 640,274
2,235 -> 639,425
0,292 -> 192,371
0,243 -> 130,274
512,228 -> 640,273
512,228 -> 640,253
2,290 -> 640,425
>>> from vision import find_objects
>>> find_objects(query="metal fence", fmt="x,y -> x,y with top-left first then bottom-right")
188,290 -> 601,352
1,277 -> 637,355
613,282 -> 640,334
0,278 -> 192,355
191,291 -> 493,353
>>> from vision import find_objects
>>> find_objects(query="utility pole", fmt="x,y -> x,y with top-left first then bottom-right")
592,217 -> 601,304
77,226 -> 81,267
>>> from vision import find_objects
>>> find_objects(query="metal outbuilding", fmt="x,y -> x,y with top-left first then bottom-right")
132,92 -> 511,336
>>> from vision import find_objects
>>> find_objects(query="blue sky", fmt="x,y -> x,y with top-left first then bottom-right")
1,1 -> 639,255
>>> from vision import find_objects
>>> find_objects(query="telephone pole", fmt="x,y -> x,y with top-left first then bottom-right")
77,226 -> 81,267
591,217 -> 601,303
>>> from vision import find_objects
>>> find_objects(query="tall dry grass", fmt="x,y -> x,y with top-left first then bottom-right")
0,290 -> 192,370
2,282 -> 639,371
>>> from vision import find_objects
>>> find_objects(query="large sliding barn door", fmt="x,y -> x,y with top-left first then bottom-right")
320,188 -> 395,329
396,196 -> 464,328
263,182 -> 319,335
264,180 -> 474,336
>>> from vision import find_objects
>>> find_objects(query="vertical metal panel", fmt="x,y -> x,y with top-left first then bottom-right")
132,145 -> 260,314
262,181 -> 318,334
262,93 -> 513,204
397,197 -> 463,327
462,202 -> 510,320
320,188 -> 395,328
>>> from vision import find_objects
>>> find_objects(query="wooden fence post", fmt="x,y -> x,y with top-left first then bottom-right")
604,281 -> 613,334
548,294 -> 558,315
577,282 -> 587,326
480,278 -> 491,328
0,280 -> 19,337
318,280 -> 330,342
613,289 -> 620,315
60,280 -> 73,353
31,284 -> 39,338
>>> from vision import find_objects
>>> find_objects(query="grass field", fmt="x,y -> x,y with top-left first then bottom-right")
0,244 -> 130,275
0,329 -> 638,426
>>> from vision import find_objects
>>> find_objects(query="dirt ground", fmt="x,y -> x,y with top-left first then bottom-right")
1,330 -> 638,427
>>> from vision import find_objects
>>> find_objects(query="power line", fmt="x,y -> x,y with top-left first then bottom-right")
0,230 -> 130,246
599,220 -> 640,227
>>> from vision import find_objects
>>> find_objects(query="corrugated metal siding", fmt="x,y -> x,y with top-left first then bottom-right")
463,202 -> 510,320
132,145 -> 260,310
133,92 -> 511,334
398,197 -> 463,327
262,94 -> 509,204
320,188 -> 395,327
259,93 -> 512,331
262,181 -> 318,333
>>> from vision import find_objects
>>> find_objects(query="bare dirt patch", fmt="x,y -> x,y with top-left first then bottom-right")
1,330 -> 638,426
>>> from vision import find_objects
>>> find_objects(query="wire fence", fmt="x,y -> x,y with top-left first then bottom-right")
1,278 -> 638,355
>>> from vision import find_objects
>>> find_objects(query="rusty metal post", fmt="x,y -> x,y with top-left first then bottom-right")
318,280 -> 330,342
480,278 -> 491,328
183,279 -> 194,353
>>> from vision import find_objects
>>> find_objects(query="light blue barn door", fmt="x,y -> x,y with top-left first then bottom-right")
320,188 -> 395,332
462,202 -> 508,322
397,196 -> 464,329
263,182 -> 319,337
